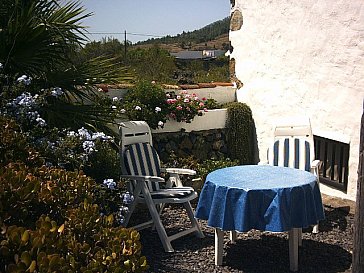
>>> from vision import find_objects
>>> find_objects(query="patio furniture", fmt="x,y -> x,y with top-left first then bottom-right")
195,165 -> 325,272
119,121 -> 204,252
267,117 -> 321,233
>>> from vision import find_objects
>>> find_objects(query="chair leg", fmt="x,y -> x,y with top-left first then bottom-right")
141,184 -> 174,252
183,202 -> 204,238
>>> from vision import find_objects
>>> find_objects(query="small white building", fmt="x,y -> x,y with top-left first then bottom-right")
229,0 -> 364,200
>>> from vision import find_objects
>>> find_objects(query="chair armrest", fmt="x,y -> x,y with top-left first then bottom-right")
310,160 -> 322,177
161,168 -> 196,176
311,160 -> 321,169
120,174 -> 165,183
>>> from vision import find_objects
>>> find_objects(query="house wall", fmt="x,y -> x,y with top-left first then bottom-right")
230,0 -> 364,200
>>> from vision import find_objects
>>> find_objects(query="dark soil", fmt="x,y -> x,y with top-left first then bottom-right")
136,204 -> 353,273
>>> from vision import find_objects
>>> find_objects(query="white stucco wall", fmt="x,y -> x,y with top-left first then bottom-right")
152,109 -> 227,133
231,0 -> 364,200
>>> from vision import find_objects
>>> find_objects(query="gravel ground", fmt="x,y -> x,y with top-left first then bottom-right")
135,204 -> 354,273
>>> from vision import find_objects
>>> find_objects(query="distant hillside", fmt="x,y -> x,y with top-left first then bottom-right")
134,17 -> 230,52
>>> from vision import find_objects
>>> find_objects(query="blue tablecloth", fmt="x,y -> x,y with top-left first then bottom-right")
195,165 -> 325,232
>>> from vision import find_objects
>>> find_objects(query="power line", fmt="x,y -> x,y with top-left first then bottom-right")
88,31 -> 164,38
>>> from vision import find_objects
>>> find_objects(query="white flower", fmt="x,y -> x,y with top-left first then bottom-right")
50,87 -> 63,97
111,105 -> 117,109
155,106 -> 161,112
17,75 -> 32,85
122,192 -> 134,204
78,127 -> 91,140
158,121 -> 164,127
0,63 -> 3,69
35,117 -> 46,127
103,178 -> 116,189
112,97 -> 118,102
135,106 -> 141,111
67,131 -> 77,137
91,132 -> 111,141
120,109 -> 126,114
82,140 -> 96,154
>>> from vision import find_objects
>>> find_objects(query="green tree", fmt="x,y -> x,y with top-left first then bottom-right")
128,46 -> 176,83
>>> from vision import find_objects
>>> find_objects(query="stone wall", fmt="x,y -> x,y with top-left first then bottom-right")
230,0 -> 364,200
152,129 -> 228,163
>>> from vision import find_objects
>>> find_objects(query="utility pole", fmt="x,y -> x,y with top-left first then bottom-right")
124,30 -> 127,64
353,100 -> 364,273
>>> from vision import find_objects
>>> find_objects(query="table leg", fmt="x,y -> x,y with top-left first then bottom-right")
288,228 -> 300,272
215,228 -> 224,265
229,230 -> 237,242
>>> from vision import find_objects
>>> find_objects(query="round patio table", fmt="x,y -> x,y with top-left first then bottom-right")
195,165 -> 325,271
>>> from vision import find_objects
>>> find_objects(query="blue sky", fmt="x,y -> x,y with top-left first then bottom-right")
81,0 -> 230,44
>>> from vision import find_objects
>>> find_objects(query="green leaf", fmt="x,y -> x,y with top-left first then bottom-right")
28,260 -> 36,272
21,251 -> 31,267
21,230 -> 30,243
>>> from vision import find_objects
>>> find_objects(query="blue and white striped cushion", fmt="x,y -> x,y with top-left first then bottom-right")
269,138 -> 311,172
124,143 -> 161,177
123,143 -> 161,191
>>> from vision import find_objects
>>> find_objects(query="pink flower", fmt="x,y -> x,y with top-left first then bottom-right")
199,102 -> 204,107
167,99 -> 176,104
194,97 -> 199,101
176,105 -> 183,110
204,108 -> 208,112
202,97 -> 207,101
184,98 -> 189,103
176,95 -> 181,99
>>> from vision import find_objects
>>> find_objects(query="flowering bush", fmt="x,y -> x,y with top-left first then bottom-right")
166,91 -> 208,123
122,81 -> 220,127
122,81 -> 169,129
0,69 -> 122,182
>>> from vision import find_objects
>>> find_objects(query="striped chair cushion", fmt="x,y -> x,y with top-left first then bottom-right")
123,143 -> 195,199
123,143 -> 161,191
269,138 -> 311,172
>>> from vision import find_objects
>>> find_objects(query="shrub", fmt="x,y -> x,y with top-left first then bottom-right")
0,163 -> 148,272
0,116 -> 42,168
0,208 -> 148,273
226,102 -> 255,164
122,81 -> 219,128
161,152 -> 239,192
122,81 -> 169,129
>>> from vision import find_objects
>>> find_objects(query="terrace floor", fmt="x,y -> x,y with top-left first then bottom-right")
137,194 -> 355,273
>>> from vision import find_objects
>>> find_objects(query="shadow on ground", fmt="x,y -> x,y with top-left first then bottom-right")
138,205 -> 353,273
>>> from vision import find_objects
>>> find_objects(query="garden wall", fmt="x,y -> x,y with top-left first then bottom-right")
151,109 -> 229,162
152,129 -> 228,163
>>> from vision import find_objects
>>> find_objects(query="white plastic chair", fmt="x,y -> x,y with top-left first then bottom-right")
268,117 -> 321,234
119,121 -> 204,252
